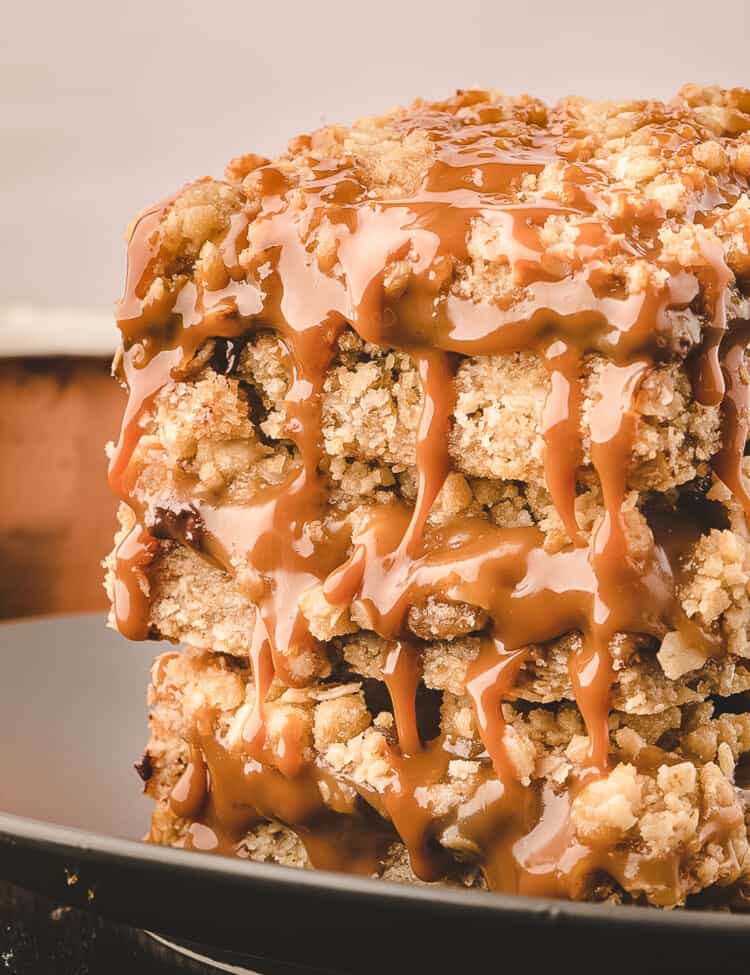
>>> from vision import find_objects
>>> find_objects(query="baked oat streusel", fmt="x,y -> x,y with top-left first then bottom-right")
107,85 -> 750,908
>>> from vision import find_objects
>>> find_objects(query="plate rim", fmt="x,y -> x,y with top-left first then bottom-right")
4,611 -> 750,961
2,808 -> 750,935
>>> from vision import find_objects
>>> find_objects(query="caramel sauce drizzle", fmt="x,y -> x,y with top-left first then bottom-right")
712,323 -> 750,519
241,622 -> 275,754
112,104 -> 750,898
382,641 -> 423,757
178,710 -> 390,874
110,346 -> 182,640
466,641 -> 530,782
541,342 -> 583,546
169,743 -> 209,820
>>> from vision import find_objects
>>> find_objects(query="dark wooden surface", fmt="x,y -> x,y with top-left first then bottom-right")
0,881 -> 327,974
0,881 -> 209,974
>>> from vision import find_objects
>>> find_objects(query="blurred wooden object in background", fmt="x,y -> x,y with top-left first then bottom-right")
0,358 -> 123,618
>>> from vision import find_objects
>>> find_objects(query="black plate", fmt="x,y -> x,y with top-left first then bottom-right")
2,614 -> 750,974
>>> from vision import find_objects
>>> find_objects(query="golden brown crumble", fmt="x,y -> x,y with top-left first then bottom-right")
107,84 -> 750,908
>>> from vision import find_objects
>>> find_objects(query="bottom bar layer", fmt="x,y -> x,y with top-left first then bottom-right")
141,648 -> 750,908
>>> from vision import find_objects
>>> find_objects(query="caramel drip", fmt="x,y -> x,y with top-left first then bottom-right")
541,342 -> 583,545
567,639 -> 615,774
588,362 -> 649,588
169,710 -> 743,903
382,641 -> 423,756
493,782 -> 683,904
107,192 -> 204,640
108,349 -> 182,497
321,348 -> 456,604
322,543 -> 367,605
713,324 -> 750,518
459,776 -> 546,894
401,351 -> 456,558
692,234 -> 733,407
199,485 -> 351,687
339,504 -> 676,667
579,360 -> 649,770
183,712 -> 389,874
111,105 -> 750,894
241,621 -> 275,758
169,743 -> 209,820
111,523 -> 158,641
466,640 -> 530,781
109,348 -> 182,640
116,194 -> 182,333
647,496 -> 723,661
378,742 -> 453,882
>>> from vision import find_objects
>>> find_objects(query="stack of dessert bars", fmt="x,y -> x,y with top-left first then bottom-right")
106,84 -> 750,909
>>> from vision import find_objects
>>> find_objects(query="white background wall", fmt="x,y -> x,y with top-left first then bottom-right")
1,0 -> 748,321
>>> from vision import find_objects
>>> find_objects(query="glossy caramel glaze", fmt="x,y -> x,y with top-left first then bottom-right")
110,87 -> 750,900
